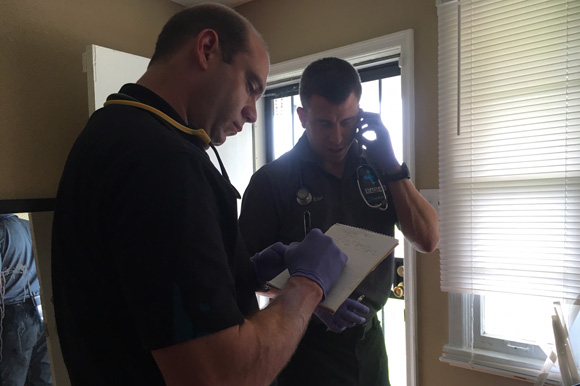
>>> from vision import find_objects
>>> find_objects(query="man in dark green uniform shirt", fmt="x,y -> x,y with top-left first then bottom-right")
239,57 -> 439,386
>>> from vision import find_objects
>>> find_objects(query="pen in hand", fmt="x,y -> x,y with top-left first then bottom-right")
303,211 -> 311,237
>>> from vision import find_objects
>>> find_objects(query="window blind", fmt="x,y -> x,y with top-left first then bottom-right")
438,0 -> 580,301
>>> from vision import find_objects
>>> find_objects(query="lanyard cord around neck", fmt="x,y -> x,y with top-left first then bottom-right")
103,99 -> 240,199
103,99 -> 211,144
207,142 -> 240,198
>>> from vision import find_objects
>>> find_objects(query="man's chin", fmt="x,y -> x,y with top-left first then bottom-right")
210,125 -> 247,145
325,150 -> 348,163
212,133 -> 234,146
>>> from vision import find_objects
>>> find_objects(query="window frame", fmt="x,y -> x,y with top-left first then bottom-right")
253,29 -> 418,385
442,293 -> 561,385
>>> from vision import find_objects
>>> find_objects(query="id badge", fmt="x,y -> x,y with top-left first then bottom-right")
357,165 -> 388,210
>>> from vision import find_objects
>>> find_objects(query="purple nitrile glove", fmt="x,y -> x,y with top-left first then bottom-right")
250,242 -> 288,287
284,228 -> 347,300
314,298 -> 370,333
356,111 -> 400,173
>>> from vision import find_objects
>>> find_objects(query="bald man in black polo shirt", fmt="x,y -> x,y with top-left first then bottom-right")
52,5 -> 347,386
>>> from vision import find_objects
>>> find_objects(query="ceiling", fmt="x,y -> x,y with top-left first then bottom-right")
171,0 -> 253,8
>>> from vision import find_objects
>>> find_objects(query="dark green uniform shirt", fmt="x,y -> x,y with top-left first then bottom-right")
239,133 -> 397,386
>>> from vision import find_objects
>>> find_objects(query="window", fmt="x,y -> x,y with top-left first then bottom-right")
255,30 -> 419,386
437,0 -> 580,384
263,62 -> 401,161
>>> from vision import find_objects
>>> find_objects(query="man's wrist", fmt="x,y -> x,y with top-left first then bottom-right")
288,276 -> 324,301
382,164 -> 402,174
381,162 -> 410,183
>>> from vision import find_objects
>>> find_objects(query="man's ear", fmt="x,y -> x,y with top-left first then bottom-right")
296,106 -> 307,129
195,29 -> 220,70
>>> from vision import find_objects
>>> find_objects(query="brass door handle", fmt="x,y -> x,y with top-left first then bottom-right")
393,282 -> 404,298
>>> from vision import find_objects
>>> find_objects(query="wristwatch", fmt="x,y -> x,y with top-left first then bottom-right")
382,162 -> 410,182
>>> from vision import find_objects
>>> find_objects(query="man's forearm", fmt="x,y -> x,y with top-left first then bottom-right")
242,276 -> 323,384
389,179 -> 440,253
153,277 -> 322,386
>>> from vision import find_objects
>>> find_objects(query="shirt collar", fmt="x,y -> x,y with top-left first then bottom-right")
118,84 -> 185,124
115,84 -> 208,147
293,132 -> 362,179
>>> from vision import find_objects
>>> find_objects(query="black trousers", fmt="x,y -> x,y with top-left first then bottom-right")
277,316 -> 390,386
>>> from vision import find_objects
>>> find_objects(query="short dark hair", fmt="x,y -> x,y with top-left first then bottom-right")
299,57 -> 362,108
150,3 -> 253,65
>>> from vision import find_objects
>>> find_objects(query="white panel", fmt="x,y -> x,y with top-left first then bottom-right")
83,45 -> 148,115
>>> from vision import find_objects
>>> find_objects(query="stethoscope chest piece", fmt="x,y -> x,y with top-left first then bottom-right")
296,187 -> 313,206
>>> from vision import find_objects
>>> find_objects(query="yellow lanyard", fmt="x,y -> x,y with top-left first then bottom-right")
104,98 -> 240,198
103,99 -> 211,145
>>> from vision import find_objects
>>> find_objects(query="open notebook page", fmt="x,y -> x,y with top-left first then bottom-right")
267,223 -> 398,313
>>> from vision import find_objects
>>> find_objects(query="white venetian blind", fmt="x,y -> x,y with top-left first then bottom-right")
438,0 -> 580,301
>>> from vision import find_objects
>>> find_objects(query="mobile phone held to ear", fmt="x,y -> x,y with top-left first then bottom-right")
356,110 -> 378,153
355,111 -> 365,154
354,111 -> 400,172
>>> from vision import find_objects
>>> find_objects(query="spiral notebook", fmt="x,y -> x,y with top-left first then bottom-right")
267,223 -> 399,313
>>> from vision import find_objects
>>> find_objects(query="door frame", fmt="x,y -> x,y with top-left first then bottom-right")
254,29 -> 418,386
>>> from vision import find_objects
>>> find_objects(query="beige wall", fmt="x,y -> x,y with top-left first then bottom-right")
236,0 -> 523,385
0,0 -> 182,200
0,1 -> 182,384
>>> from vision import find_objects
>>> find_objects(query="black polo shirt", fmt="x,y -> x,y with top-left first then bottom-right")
52,83 -> 258,385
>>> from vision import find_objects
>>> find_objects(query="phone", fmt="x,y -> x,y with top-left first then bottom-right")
355,110 -> 365,153
355,111 -> 377,153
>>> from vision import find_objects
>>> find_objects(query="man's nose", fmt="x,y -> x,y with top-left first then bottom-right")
243,102 -> 257,123
328,124 -> 344,144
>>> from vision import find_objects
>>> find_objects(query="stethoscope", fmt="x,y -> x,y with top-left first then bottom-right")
104,93 -> 241,198
296,162 -> 313,206
295,157 -> 388,210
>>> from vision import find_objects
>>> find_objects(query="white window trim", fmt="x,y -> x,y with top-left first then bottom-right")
254,29 -> 418,386
442,293 -> 562,385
